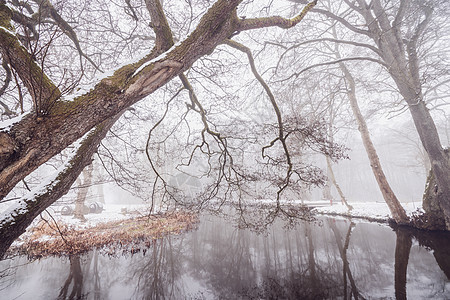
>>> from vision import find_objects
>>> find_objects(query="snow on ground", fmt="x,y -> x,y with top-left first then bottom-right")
10,204 -> 152,248
313,201 -> 422,222
8,200 -> 422,248
44,204 -> 151,229
32,201 -> 424,230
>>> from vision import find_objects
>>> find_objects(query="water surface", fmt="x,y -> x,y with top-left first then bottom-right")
1,215 -> 449,299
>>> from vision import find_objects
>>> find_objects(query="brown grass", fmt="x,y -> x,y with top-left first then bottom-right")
10,211 -> 198,258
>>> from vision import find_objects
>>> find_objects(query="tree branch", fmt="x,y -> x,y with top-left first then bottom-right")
0,59 -> 15,116
238,0 -> 317,31
224,39 -> 293,200
278,56 -> 388,82
275,37 -> 381,72
0,4 -> 61,112
36,0 -> 103,72
312,8 -> 371,37
0,113 -> 120,258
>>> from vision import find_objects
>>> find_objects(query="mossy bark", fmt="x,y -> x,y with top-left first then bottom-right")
0,4 -> 61,113
0,0 -> 319,256
0,0 -> 241,201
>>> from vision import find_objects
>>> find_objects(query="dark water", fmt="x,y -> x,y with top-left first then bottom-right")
0,215 -> 449,299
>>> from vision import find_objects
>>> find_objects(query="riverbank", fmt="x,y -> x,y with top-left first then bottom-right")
5,201 -> 421,258
313,201 -> 422,223
7,206 -> 198,258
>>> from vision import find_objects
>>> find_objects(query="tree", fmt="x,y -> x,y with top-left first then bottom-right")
285,0 -> 450,228
334,45 -> 408,223
0,0 -> 326,256
73,162 -> 93,221
333,0 -> 449,228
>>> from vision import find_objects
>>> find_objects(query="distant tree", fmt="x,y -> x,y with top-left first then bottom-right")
316,0 -> 450,229
73,163 -> 93,221
285,0 -> 450,229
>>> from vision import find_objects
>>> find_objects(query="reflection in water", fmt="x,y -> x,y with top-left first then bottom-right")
1,215 -> 449,299
394,229 -> 412,300
329,220 -> 362,299
58,256 -> 84,299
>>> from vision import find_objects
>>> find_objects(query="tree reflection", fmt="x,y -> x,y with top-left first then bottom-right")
58,256 -> 84,299
329,219 -> 365,300
394,229 -> 412,300
127,236 -> 184,299
394,225 -> 450,281
2,215 -> 450,299
211,219 -> 344,299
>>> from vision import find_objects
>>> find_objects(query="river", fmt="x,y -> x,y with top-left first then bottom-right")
0,215 -> 449,299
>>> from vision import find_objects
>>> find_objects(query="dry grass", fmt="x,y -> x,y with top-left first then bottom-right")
10,211 -> 198,258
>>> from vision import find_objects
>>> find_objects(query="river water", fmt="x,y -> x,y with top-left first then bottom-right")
0,215 -> 449,299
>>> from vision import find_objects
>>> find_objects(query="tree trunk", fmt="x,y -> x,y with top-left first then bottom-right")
421,166 -> 447,230
356,0 -> 450,229
322,173 -> 333,202
0,115 -> 119,258
394,229 -> 412,300
326,155 -> 353,211
73,163 -> 94,221
338,61 -> 408,224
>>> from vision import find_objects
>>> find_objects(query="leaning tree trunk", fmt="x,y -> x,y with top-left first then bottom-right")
326,155 -> 353,211
0,0 -> 320,256
338,61 -> 409,224
410,107 -> 450,230
359,0 -> 450,229
0,115 -> 119,258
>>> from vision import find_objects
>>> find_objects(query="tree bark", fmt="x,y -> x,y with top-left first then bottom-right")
0,114 -> 119,258
73,163 -> 94,221
337,61 -> 408,224
314,0 -> 450,230
355,0 -> 450,228
421,164 -> 448,230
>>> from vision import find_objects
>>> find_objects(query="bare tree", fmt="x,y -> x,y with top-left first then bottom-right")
283,0 -> 450,229
0,0 -> 327,256
73,162 -> 93,221
316,0 -> 450,229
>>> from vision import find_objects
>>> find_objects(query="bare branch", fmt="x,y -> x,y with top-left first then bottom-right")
312,8 -> 371,37
278,56 -> 388,83
238,0 -> 317,32
125,0 -> 139,21
34,0 -> 103,72
0,11 -> 61,112
224,39 -> 293,200
275,37 -> 381,72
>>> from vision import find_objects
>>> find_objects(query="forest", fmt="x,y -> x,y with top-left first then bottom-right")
0,1 -> 449,297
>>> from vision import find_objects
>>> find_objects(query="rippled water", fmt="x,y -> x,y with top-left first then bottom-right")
1,215 -> 449,299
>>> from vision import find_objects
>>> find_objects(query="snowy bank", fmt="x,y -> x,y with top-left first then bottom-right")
313,201 -> 422,223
